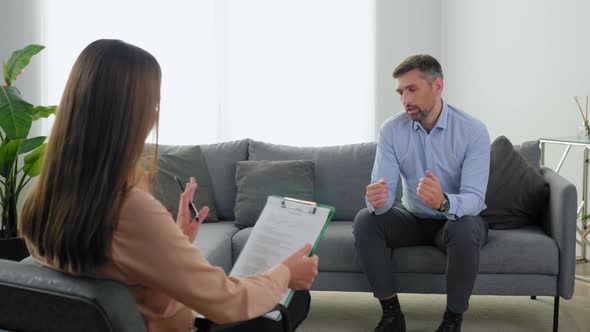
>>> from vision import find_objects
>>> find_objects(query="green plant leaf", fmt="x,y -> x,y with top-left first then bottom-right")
32,105 -> 57,120
3,61 -> 8,85
0,85 -> 33,139
4,44 -> 45,84
0,139 -> 22,178
23,143 -> 46,177
18,136 -> 46,154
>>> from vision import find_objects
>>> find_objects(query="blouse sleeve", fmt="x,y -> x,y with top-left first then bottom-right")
110,189 -> 290,324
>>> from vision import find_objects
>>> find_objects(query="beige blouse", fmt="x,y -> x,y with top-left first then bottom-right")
28,188 -> 290,331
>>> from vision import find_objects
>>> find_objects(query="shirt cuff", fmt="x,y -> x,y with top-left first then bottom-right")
445,193 -> 458,220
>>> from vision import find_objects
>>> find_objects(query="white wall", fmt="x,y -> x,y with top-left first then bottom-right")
0,0 -> 44,111
442,0 -> 590,256
0,0 -> 44,213
374,0 -> 441,136
4,0 -> 588,253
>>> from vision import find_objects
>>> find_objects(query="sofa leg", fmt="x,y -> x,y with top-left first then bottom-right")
553,296 -> 559,332
530,296 -> 536,300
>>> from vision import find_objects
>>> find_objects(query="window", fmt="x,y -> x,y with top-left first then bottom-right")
43,0 -> 374,145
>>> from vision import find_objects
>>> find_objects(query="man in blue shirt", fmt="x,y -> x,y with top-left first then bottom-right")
353,54 -> 490,332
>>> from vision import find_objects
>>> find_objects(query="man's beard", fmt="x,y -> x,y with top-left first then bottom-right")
406,106 -> 430,121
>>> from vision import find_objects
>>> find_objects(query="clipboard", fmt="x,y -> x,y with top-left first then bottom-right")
229,196 -> 335,321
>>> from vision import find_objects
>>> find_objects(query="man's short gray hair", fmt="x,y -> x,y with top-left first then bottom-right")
392,54 -> 443,82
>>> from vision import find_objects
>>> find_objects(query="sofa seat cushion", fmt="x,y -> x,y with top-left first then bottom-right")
395,226 -> 559,275
194,221 -> 240,273
233,222 -> 558,275
479,226 -> 558,274
231,222 -> 363,272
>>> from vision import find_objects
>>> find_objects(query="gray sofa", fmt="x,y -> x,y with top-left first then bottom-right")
196,139 -> 576,332
0,138 -> 576,332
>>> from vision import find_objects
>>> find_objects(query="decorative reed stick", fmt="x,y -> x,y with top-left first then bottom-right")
574,96 -> 586,121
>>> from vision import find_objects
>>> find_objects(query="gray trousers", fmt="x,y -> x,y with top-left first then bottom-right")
352,207 -> 488,313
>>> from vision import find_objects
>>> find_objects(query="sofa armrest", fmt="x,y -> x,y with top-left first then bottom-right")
541,167 -> 577,299
0,258 -> 145,332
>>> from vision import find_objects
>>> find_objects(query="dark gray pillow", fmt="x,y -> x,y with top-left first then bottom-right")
248,141 -> 374,220
154,145 -> 218,222
481,136 -> 549,229
234,160 -> 314,228
514,140 -> 541,172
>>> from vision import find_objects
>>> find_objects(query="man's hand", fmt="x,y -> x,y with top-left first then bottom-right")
366,178 -> 388,209
177,177 -> 209,243
417,170 -> 445,210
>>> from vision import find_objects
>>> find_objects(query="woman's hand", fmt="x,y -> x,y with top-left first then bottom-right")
281,244 -> 319,290
177,177 -> 209,243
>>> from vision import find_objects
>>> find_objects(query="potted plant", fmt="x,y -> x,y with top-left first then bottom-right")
0,44 -> 56,261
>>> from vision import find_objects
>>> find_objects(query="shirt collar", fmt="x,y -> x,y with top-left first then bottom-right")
413,100 -> 449,131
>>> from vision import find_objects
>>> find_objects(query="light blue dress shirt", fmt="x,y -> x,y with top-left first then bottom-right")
367,102 -> 490,220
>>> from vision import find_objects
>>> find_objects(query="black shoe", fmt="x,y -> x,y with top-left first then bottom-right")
374,312 -> 406,332
434,308 -> 462,332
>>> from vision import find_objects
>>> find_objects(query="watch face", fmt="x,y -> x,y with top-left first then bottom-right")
442,199 -> 450,212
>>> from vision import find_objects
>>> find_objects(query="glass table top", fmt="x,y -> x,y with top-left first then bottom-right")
539,136 -> 590,145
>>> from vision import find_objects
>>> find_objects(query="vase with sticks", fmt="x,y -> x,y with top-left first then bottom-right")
574,96 -> 590,138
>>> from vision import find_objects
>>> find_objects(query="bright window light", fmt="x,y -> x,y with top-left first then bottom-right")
43,0 -> 374,146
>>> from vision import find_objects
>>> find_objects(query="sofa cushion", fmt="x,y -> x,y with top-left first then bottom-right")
154,145 -> 218,222
306,222 -> 364,272
232,221 -> 363,272
481,136 -> 549,229
232,222 -> 558,275
200,139 -> 250,220
231,228 -> 252,263
391,226 -> 558,275
248,141 -> 376,220
234,160 -> 315,228
479,226 -> 558,274
194,221 -> 240,273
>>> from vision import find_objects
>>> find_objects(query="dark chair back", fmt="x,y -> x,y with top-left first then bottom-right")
0,258 -> 145,332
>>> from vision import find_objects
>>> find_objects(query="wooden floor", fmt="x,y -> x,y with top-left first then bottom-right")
575,260 -> 590,282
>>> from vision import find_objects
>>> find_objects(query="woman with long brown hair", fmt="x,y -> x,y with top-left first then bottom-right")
20,39 -> 318,331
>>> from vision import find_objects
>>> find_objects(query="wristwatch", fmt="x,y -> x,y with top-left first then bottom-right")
437,193 -> 450,213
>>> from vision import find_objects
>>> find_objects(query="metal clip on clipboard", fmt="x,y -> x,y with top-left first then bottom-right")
281,197 -> 317,214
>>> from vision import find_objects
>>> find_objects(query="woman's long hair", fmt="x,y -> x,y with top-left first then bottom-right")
20,39 -> 161,273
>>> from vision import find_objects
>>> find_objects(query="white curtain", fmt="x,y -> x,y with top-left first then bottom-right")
43,0 -> 374,146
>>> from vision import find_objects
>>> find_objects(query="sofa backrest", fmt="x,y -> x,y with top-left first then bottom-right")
195,138 -> 540,222
247,140 -> 376,221
200,139 -> 250,220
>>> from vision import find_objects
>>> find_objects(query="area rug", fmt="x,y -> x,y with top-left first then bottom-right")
298,284 -> 590,332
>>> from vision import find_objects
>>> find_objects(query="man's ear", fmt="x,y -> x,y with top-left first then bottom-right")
433,77 -> 444,94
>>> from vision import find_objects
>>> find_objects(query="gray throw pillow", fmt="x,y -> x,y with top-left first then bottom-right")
234,160 -> 314,228
514,140 -> 541,172
481,136 -> 549,229
154,145 -> 219,222
248,141 -> 374,220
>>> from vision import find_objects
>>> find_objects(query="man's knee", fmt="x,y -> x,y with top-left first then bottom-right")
352,208 -> 377,238
444,216 -> 487,247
